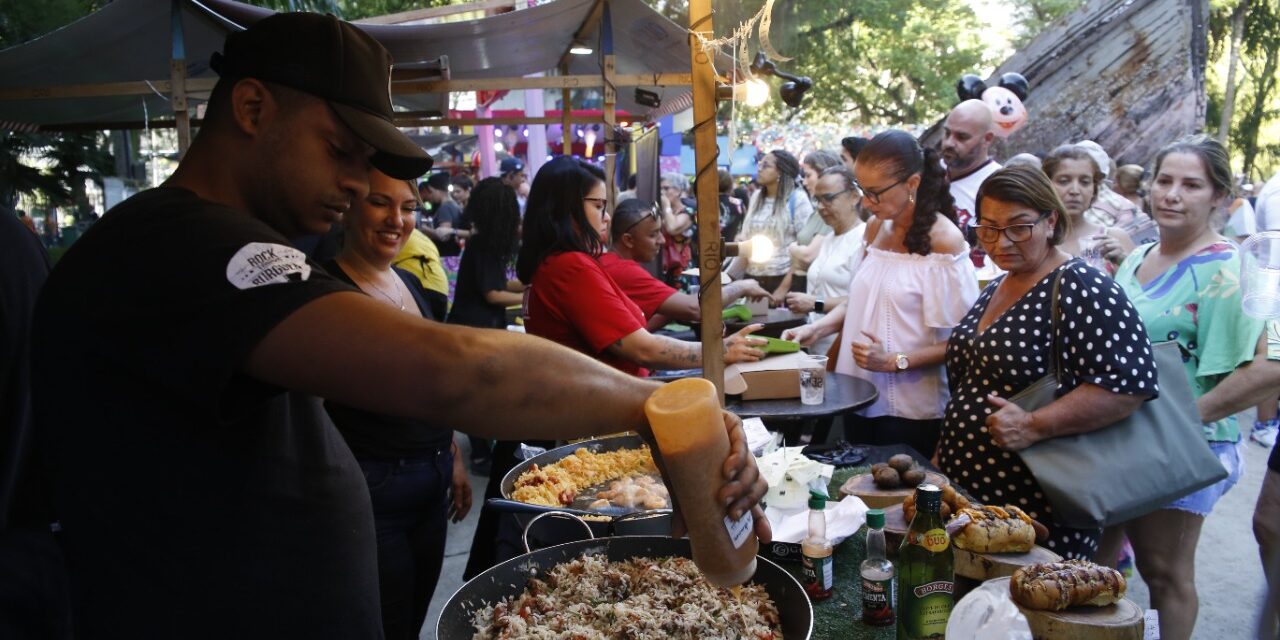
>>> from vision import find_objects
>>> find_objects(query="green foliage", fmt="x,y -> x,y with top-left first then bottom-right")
0,1 -> 114,216
711,0 -> 993,126
0,0 -> 105,49
1208,0 -> 1280,178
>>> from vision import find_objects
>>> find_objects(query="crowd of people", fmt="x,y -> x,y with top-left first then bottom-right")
4,11 -> 1280,640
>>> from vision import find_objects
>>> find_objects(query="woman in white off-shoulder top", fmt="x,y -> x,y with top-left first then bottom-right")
785,130 -> 978,457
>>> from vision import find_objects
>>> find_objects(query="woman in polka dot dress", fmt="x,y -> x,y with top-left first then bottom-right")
936,166 -> 1157,560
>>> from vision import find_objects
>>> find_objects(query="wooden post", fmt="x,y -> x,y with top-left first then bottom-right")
603,53 -> 617,209
169,0 -> 190,156
170,60 -> 190,156
601,3 -> 617,209
561,93 -> 573,154
687,0 -> 724,400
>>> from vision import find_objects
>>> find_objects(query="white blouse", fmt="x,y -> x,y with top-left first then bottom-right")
806,222 -> 866,324
836,246 -> 979,420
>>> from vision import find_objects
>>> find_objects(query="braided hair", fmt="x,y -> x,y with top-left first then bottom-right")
746,149 -> 802,240
857,130 -> 956,256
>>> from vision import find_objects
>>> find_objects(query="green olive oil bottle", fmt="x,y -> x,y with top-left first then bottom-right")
896,484 -> 954,640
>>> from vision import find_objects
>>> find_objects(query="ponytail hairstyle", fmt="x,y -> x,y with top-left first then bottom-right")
857,130 -> 956,256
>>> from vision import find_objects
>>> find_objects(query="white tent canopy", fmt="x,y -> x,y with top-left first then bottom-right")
0,0 -> 710,131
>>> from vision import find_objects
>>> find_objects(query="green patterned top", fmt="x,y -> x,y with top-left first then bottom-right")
1114,242 -> 1266,442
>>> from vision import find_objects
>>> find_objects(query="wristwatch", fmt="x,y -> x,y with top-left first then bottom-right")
895,353 -> 910,371
814,299 -> 825,313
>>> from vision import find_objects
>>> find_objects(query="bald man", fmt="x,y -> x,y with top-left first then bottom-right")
942,99 -> 1002,230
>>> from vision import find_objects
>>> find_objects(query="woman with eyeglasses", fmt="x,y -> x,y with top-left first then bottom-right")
935,165 -> 1156,561
785,150 -> 845,280
784,130 -> 977,458
727,149 -> 814,304
782,165 -> 866,356
1042,144 -> 1136,271
517,157 -> 766,379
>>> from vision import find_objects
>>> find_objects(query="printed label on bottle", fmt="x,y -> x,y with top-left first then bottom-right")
921,528 -> 949,553
901,580 -> 953,638
802,554 -> 833,590
861,576 -> 894,613
724,511 -> 753,549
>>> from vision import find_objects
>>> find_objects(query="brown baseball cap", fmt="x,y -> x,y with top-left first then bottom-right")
209,12 -> 432,180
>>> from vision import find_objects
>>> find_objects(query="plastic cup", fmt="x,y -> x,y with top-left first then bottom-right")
799,355 -> 828,405
1242,231 -> 1280,319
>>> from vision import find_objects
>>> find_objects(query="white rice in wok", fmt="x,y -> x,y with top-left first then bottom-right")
470,554 -> 783,639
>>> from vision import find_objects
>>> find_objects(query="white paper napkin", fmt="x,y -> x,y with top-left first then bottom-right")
764,495 -> 870,546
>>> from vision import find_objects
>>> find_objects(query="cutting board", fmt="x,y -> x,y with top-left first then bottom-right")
882,503 -> 1060,577
954,544 -> 1062,580
839,471 -> 949,508
982,576 -> 1144,640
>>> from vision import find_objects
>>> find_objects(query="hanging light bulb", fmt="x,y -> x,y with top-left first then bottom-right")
747,235 -> 774,264
744,79 -> 770,108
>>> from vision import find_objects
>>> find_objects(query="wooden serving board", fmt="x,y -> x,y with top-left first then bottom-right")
954,544 -> 1062,580
980,576 -> 1144,640
838,471 -> 949,508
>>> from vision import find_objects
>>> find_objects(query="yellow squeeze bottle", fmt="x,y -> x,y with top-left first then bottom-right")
645,378 -> 758,586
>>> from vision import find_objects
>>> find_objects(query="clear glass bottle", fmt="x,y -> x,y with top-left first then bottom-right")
801,492 -> 834,601
861,508 -> 896,626
897,484 -> 954,640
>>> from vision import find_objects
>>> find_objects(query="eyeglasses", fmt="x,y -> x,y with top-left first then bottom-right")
973,212 -> 1050,244
583,197 -> 608,211
852,175 -> 909,205
814,189 -> 851,204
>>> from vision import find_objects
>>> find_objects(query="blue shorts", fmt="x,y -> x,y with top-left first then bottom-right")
1166,441 -> 1242,517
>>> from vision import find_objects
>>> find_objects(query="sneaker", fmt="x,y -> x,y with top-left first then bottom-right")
1251,419 -> 1279,448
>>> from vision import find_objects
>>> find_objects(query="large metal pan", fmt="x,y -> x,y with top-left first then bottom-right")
489,434 -> 673,540
438,512 -> 813,639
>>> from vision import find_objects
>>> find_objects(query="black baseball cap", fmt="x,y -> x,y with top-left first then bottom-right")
209,12 -> 432,180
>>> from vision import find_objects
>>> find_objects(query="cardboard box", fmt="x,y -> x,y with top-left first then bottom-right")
724,351 -> 812,400
744,296 -> 771,316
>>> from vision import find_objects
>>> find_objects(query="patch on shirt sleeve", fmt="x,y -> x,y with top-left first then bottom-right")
226,242 -> 312,289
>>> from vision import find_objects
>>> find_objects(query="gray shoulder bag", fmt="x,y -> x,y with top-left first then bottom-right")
1008,268 -> 1228,529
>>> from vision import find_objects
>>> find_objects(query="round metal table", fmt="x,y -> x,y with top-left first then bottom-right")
726,372 -> 878,420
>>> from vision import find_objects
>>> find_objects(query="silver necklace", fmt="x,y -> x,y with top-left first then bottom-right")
343,260 -> 406,311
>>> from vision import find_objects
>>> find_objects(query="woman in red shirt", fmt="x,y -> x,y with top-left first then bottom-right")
516,157 -> 765,377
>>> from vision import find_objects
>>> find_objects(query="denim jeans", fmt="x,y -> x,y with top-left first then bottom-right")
358,450 -> 451,640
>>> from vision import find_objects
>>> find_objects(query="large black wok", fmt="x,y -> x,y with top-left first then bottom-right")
489,434 -> 673,540
438,515 -> 813,639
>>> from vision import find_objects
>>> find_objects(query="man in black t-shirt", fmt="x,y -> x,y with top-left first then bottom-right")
30,13 -> 768,639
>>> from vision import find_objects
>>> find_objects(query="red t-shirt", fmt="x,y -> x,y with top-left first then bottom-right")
597,252 -> 678,321
525,251 -> 649,377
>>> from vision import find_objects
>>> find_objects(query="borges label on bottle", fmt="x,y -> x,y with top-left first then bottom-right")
911,581 -> 953,598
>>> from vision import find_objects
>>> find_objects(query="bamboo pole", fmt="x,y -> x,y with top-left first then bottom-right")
687,0 -> 724,400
